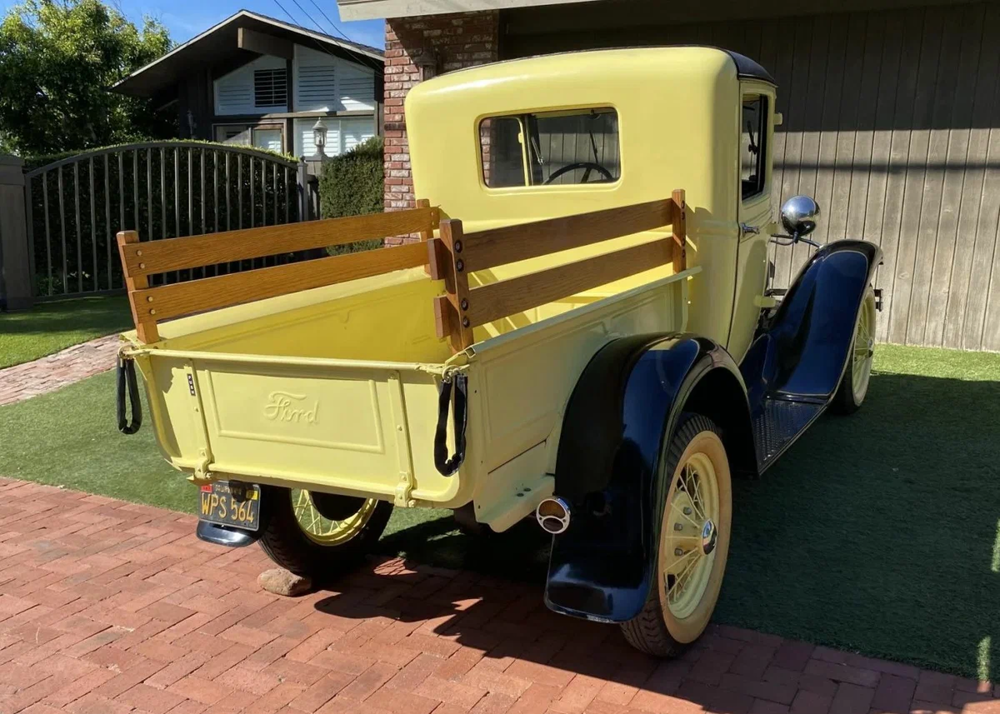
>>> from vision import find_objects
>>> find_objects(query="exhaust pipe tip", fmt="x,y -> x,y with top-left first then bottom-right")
536,497 -> 571,535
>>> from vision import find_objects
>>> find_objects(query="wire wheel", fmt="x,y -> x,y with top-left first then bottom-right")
621,415 -> 732,656
832,286 -> 877,415
291,489 -> 378,546
662,452 -> 721,619
851,291 -> 876,404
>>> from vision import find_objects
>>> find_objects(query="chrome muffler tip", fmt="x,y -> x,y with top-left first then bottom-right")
536,497 -> 571,535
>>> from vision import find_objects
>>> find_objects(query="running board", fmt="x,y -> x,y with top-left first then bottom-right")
752,398 -> 824,473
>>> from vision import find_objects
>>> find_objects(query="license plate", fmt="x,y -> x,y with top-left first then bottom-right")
199,481 -> 260,531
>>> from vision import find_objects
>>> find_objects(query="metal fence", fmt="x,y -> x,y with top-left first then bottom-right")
24,142 -> 304,299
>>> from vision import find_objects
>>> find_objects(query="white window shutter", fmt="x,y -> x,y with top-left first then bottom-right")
216,70 -> 254,115
338,65 -> 375,111
294,46 -> 375,113
215,56 -> 287,115
294,117 -> 340,158
298,65 -> 337,111
341,117 -> 375,152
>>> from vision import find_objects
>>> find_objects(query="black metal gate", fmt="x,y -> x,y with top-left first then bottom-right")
24,141 -> 304,299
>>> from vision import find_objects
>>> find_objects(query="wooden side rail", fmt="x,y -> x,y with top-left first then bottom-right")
428,190 -> 687,352
117,203 -> 440,343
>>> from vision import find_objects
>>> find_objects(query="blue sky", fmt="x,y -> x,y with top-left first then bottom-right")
1,0 -> 385,49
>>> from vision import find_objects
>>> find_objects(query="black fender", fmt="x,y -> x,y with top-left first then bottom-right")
544,334 -> 755,623
742,240 -> 882,410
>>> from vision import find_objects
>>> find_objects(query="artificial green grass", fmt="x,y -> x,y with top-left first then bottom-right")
0,370 -> 189,510
0,343 -> 997,680
0,296 -> 132,368
717,344 -> 1000,679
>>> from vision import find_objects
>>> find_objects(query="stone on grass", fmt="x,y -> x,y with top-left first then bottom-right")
258,568 -> 312,597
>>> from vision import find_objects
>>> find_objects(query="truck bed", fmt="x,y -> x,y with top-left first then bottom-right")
119,198 -> 694,530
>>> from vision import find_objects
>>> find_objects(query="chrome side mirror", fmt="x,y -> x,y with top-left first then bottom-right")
773,195 -> 821,248
780,195 -> 821,238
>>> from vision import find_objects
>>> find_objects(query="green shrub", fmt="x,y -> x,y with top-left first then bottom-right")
318,137 -> 384,255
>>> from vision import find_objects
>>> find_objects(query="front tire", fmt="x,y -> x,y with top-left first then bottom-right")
831,285 -> 876,415
258,487 -> 392,578
620,415 -> 733,657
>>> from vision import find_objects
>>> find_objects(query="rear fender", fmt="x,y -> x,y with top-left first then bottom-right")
544,334 -> 753,622
743,240 -> 882,408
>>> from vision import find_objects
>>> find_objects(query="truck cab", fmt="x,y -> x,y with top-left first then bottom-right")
405,46 -> 777,360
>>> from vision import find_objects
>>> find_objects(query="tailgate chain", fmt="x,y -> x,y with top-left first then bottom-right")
116,351 -> 143,435
434,373 -> 468,476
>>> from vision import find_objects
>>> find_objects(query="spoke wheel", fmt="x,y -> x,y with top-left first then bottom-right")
291,490 -> 379,546
851,292 -> 876,403
258,486 -> 392,579
662,453 -> 721,619
832,286 -> 877,415
621,415 -> 732,657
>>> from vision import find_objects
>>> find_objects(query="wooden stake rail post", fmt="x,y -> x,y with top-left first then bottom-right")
116,203 -> 441,343
428,190 -> 687,352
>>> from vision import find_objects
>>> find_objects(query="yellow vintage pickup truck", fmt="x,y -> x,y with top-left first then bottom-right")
115,47 -> 880,656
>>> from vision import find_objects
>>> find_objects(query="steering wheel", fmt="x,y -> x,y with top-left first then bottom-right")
543,161 -> 614,185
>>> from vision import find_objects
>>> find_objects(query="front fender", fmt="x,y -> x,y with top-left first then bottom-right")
545,334 -> 748,622
743,240 -> 882,408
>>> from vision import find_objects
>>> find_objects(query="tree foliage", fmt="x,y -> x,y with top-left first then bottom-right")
0,0 -> 175,156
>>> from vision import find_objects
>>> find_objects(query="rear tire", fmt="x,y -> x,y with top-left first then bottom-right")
831,286 -> 876,415
620,415 -> 732,657
258,487 -> 392,579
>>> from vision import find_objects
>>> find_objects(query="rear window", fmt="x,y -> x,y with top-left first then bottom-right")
479,108 -> 621,188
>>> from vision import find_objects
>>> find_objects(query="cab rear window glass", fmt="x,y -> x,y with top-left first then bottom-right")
479,108 -> 621,188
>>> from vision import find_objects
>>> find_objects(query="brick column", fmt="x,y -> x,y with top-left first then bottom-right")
383,11 -> 500,216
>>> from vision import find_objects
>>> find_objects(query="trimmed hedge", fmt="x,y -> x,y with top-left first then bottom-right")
318,137 -> 384,255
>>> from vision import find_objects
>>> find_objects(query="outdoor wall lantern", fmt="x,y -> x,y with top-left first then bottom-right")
312,118 -> 328,159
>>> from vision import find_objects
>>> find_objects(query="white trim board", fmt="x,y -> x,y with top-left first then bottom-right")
338,0 -> 603,21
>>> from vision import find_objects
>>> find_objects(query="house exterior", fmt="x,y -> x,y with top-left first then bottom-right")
113,11 -> 384,161
339,0 -> 1000,352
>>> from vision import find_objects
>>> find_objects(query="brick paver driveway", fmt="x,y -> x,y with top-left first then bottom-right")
1,478 -> 997,714
0,336 -> 119,406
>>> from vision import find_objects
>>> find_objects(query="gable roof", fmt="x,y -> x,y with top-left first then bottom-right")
113,10 -> 383,99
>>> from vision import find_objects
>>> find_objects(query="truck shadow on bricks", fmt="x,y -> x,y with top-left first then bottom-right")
312,371 -> 1000,700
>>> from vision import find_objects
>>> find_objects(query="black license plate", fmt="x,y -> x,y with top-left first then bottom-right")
199,481 -> 260,531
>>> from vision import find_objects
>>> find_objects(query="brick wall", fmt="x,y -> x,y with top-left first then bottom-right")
383,11 -> 500,215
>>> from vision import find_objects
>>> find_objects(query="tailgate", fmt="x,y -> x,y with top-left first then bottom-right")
135,349 -> 460,506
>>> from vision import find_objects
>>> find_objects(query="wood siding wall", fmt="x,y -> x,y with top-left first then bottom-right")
505,1 -> 1000,351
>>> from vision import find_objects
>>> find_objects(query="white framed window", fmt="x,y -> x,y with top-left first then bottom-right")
253,127 -> 283,152
214,123 -> 286,153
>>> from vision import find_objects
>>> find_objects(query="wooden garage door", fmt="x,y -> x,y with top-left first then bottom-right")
505,2 -> 1000,351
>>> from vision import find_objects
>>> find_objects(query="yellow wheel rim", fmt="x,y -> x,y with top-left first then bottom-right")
852,293 -> 876,403
291,490 -> 378,546
662,452 -> 721,620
